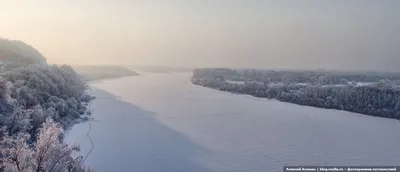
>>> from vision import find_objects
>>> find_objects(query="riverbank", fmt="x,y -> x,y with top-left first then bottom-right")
191,76 -> 400,120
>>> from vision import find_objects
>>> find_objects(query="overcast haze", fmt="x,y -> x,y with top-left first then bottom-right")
1,0 -> 399,71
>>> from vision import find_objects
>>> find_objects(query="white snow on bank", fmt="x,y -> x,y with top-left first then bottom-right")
356,82 -> 373,86
226,80 -> 245,85
295,83 -> 308,86
67,73 -> 400,172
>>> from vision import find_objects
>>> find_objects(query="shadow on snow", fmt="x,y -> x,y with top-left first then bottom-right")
68,88 -> 211,172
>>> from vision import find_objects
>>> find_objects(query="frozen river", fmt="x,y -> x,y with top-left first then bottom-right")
67,73 -> 400,172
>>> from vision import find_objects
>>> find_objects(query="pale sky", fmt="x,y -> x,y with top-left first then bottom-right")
1,0 -> 399,71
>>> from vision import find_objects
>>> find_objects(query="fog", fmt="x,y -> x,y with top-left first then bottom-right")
1,0 -> 399,71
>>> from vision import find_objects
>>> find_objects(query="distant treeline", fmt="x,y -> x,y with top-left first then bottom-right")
193,68 -> 400,85
73,65 -> 139,81
192,68 -> 400,119
130,65 -> 193,74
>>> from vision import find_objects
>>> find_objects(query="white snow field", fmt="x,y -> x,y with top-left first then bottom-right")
67,73 -> 400,172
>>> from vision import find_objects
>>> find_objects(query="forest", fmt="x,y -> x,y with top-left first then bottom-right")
72,65 -> 139,81
130,65 -> 193,74
0,38 -> 93,171
192,68 -> 400,119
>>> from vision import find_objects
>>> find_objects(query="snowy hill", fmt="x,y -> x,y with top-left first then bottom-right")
0,38 -> 47,71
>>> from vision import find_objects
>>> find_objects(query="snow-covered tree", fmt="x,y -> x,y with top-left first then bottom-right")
192,68 -> 400,119
0,38 -> 93,171
1,120 -> 91,172
0,133 -> 33,172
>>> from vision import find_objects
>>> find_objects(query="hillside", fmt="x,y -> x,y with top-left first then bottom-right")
0,39 -> 91,171
0,38 -> 47,71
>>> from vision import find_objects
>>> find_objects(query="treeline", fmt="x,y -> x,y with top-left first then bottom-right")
72,65 -> 139,81
130,65 -> 193,73
192,68 -> 400,119
0,39 -> 93,171
193,68 -> 400,86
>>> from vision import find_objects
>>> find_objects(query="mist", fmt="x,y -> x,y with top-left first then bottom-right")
1,0 -> 399,71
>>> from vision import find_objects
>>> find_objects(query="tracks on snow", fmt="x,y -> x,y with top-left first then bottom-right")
82,99 -> 94,163
83,122 -> 94,162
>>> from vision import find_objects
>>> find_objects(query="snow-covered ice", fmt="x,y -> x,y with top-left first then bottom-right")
67,73 -> 400,172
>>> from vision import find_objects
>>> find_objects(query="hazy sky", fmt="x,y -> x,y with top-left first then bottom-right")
1,0 -> 399,71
